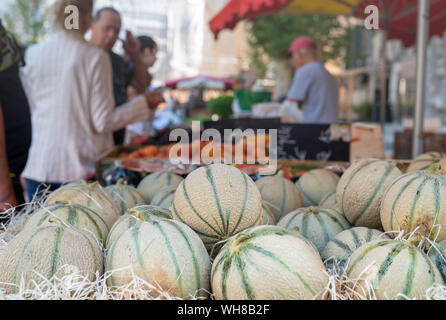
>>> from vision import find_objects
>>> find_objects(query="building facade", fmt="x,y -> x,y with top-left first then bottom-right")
94,0 -> 250,84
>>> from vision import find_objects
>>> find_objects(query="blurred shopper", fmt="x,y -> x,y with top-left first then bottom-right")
125,35 -> 159,143
286,36 -> 339,123
20,0 -> 161,202
0,19 -> 31,215
127,35 -> 158,98
90,7 -> 154,145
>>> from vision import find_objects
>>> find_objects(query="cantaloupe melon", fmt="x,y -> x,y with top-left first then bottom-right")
319,191 -> 337,210
255,174 -> 303,221
296,169 -> 340,206
106,205 -> 172,248
45,181 -> 121,230
380,168 -> 446,242
0,225 -> 103,294
337,159 -> 402,229
321,227 -> 389,268
428,240 -> 446,284
346,239 -> 443,300
172,164 -> 263,250
261,203 -> 276,225
105,211 -> 211,299
277,207 -> 351,253
151,186 -> 177,209
211,225 -> 329,300
105,180 -> 146,214
407,152 -> 446,173
137,171 -> 184,204
23,201 -> 109,244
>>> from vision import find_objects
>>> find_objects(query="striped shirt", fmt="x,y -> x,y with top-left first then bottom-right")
20,31 -> 152,183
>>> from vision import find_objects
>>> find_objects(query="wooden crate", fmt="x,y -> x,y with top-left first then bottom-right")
394,131 -> 446,160
96,145 -> 352,180
277,159 -> 350,171
350,123 -> 385,162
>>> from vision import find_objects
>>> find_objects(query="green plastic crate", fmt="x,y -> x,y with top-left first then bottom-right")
235,90 -> 272,111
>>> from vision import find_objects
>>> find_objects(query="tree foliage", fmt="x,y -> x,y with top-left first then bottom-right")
247,13 -> 355,73
2,0 -> 50,46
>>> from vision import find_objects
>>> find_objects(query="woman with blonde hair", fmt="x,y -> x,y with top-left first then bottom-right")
20,0 -> 159,201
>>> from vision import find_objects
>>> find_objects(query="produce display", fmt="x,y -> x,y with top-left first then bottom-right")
45,181 -> 121,230
261,202 -> 276,225
137,170 -> 184,204
276,207 -> 351,253
172,164 -> 263,251
106,205 -> 172,248
116,159 -> 194,175
336,159 -> 402,229
346,239 -> 443,300
150,185 -> 177,209
381,165 -> 446,242
406,152 -> 446,172
118,144 -> 175,159
2,155 -> 446,300
105,179 -> 146,214
428,240 -> 446,284
23,201 -> 109,244
321,227 -> 389,268
318,190 -> 337,210
0,225 -> 103,294
211,226 -> 329,300
256,172 -> 304,221
105,206 -> 211,299
116,135 -> 270,164
296,169 -> 340,206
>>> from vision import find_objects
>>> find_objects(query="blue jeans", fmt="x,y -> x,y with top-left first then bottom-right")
25,178 -> 63,203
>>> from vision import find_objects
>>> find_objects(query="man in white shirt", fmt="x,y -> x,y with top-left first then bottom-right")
89,7 -> 161,146
286,37 -> 339,124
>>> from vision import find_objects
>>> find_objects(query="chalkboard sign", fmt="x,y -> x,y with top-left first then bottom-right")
143,127 -> 193,145
276,123 -> 350,161
203,118 -> 281,132
204,119 -> 350,162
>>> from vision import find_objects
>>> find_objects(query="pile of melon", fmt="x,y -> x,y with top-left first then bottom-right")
1,154 -> 446,300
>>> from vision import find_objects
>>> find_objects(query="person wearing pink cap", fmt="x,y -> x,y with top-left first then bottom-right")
286,36 -> 339,123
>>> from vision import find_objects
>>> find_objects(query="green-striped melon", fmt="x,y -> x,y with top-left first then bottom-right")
428,240 -> 446,284
407,152 -> 446,173
380,168 -> 446,242
277,207 -> 351,253
0,225 -> 103,294
106,205 -> 172,248
321,227 -> 389,268
262,203 -> 276,225
45,181 -> 121,230
172,164 -> 263,250
319,190 -> 337,210
105,211 -> 211,299
105,180 -> 146,214
337,159 -> 402,229
211,225 -> 329,300
346,239 -> 443,300
137,171 -> 184,204
23,201 -> 109,244
255,174 -> 303,221
151,186 -> 177,209
296,169 -> 340,206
